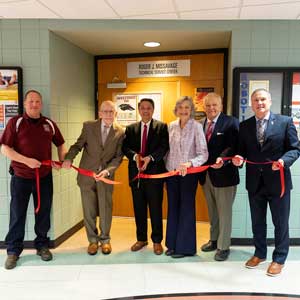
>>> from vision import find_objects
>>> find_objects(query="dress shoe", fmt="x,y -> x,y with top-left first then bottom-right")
201,240 -> 217,252
131,241 -> 148,252
101,243 -> 112,255
214,249 -> 230,261
165,249 -> 175,256
171,253 -> 186,258
245,256 -> 266,269
266,262 -> 284,277
87,243 -> 98,255
153,243 -> 163,255
36,248 -> 53,261
4,254 -> 19,270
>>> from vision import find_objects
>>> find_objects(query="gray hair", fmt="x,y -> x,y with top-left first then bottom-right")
251,88 -> 271,99
173,96 -> 195,118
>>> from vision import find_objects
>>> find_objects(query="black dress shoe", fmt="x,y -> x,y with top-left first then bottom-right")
171,253 -> 186,258
214,249 -> 230,261
201,240 -> 217,252
165,249 -> 175,256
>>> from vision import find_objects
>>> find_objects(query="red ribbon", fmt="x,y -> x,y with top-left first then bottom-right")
135,157 -> 285,198
34,160 -> 121,214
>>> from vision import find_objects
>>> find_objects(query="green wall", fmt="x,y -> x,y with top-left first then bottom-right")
0,19 -> 300,244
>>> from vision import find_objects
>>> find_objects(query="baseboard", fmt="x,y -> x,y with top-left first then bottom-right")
0,220 -> 84,249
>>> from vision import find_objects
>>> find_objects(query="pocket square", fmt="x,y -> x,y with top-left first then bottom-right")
216,132 -> 224,135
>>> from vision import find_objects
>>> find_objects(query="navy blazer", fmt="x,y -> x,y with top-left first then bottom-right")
122,119 -> 169,186
199,113 -> 240,187
238,113 -> 300,196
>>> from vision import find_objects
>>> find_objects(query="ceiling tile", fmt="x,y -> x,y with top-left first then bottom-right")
180,7 -> 240,20
39,0 -> 118,18
240,2 -> 300,19
126,13 -> 178,19
107,0 -> 175,17
175,0 -> 240,11
0,0 -> 58,18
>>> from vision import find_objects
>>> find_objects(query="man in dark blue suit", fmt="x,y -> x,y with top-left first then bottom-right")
122,98 -> 169,255
199,93 -> 239,261
233,89 -> 300,276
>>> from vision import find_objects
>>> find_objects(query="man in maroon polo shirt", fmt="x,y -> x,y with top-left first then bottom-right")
0,90 -> 66,270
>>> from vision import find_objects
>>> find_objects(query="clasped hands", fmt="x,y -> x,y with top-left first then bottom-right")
25,157 -> 61,170
135,154 -> 151,172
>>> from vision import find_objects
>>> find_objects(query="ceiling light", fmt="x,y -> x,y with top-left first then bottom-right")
144,42 -> 160,48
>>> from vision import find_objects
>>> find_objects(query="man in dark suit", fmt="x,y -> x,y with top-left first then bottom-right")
199,93 -> 239,261
122,98 -> 169,255
233,89 -> 300,276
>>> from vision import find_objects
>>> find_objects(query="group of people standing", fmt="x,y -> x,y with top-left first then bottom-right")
1,89 -> 299,278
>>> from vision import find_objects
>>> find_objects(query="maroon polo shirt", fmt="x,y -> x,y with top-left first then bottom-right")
0,113 -> 65,179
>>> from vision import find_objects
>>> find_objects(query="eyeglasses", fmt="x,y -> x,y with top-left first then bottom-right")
101,110 -> 114,114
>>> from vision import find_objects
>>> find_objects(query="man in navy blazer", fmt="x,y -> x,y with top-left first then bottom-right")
122,98 -> 169,255
233,89 -> 300,276
199,93 -> 239,261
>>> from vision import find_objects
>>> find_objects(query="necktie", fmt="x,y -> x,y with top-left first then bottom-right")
257,119 -> 265,146
206,121 -> 214,142
141,124 -> 147,156
102,125 -> 109,145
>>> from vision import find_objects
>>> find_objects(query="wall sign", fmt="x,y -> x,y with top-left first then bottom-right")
127,60 -> 190,78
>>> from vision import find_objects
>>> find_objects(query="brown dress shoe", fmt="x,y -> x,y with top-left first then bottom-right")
4,254 -> 19,270
87,243 -> 98,255
266,262 -> 284,277
153,243 -> 163,255
131,241 -> 148,251
101,243 -> 112,255
245,256 -> 266,269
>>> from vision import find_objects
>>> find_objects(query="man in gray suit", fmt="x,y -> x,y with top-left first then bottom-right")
62,101 -> 124,255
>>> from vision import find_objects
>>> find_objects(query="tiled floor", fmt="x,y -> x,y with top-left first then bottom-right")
0,218 -> 300,300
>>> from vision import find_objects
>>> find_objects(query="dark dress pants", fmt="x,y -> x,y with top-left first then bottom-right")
131,179 -> 163,243
166,173 -> 198,255
5,173 -> 53,256
248,178 -> 290,264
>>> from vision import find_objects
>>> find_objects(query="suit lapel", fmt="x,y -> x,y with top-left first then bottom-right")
96,119 -> 103,148
210,113 -> 223,142
262,112 -> 276,150
147,119 -> 154,147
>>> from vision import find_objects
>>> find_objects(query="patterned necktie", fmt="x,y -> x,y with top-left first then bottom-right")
257,119 -> 265,146
141,124 -> 147,156
102,125 -> 109,145
206,121 -> 214,142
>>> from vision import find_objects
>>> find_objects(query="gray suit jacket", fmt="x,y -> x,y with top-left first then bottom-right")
65,119 -> 124,187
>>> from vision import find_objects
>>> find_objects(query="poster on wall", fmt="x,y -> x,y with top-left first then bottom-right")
291,73 -> 300,136
249,80 -> 269,105
115,94 -> 138,127
114,92 -> 162,126
0,67 -> 22,138
194,87 -> 214,121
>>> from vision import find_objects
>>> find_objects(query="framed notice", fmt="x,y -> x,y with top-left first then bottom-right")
0,67 -> 23,138
115,94 -> 138,127
114,92 -> 162,126
194,87 -> 214,121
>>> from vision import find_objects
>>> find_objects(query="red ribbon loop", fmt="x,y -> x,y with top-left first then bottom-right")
34,160 -> 121,214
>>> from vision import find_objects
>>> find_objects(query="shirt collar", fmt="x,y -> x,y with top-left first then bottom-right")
255,111 -> 270,122
206,112 -> 220,125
